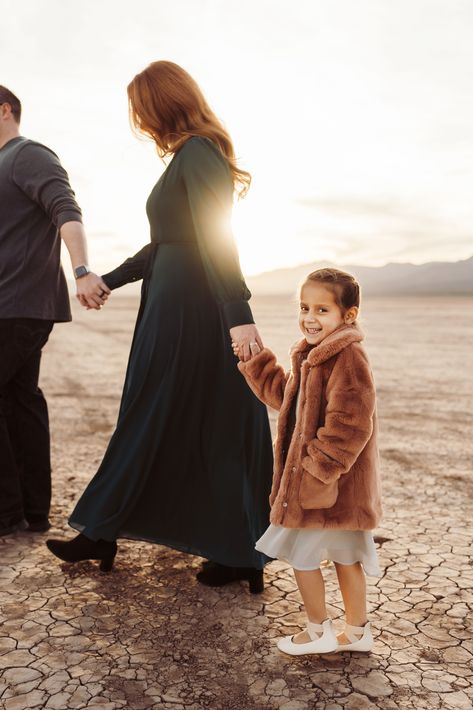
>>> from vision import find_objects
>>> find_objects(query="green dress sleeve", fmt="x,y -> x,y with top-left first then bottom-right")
181,137 -> 254,330
101,243 -> 156,290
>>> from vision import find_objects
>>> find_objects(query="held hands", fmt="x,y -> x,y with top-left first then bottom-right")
76,273 -> 111,310
230,324 -> 263,362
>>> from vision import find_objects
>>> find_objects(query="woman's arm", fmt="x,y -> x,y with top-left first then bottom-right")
101,243 -> 156,290
238,348 -> 290,411
181,137 -> 262,359
301,345 -> 376,484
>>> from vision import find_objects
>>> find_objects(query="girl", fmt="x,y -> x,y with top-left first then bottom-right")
46,61 -> 273,592
236,268 -> 382,654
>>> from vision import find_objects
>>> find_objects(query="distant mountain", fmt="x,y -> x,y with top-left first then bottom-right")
246,256 -> 473,296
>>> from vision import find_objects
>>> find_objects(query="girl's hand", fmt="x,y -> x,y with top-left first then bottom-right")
233,341 -> 261,357
230,324 -> 263,362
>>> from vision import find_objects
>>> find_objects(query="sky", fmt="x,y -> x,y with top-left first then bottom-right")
2,0 -> 472,276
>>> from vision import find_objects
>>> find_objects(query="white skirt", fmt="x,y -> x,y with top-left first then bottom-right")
256,524 -> 381,577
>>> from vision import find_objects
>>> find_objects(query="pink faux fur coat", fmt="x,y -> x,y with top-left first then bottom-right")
238,324 -> 382,530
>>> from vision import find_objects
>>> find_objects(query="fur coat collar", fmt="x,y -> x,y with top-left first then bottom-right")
290,323 -> 364,367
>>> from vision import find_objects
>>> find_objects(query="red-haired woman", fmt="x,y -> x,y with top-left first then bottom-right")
46,61 -> 273,592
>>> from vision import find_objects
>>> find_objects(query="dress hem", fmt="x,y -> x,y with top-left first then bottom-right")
69,520 -> 269,570
264,552 -> 381,577
255,524 -> 381,577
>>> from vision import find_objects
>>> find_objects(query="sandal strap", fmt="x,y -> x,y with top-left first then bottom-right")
306,618 -> 329,641
344,621 -> 369,642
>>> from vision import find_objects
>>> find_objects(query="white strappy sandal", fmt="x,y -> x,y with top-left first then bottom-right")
335,621 -> 373,652
277,618 -> 338,656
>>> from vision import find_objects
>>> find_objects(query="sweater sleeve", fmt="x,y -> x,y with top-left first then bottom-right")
101,243 -> 156,290
12,141 -> 82,228
238,348 -> 290,411
181,137 -> 254,329
301,345 -> 376,484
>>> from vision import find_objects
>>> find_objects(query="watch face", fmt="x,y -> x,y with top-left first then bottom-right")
75,265 -> 90,279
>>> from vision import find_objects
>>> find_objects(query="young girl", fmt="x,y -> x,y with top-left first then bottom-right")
236,268 -> 382,655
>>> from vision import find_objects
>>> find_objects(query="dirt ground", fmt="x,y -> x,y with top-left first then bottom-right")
1,294 -> 472,709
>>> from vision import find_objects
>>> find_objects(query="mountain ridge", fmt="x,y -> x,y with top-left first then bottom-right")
246,255 -> 473,295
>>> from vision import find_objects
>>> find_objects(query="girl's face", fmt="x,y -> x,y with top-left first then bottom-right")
298,281 -> 358,346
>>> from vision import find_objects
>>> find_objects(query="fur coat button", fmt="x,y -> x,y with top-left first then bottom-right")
282,502 -> 288,507
292,466 -> 296,472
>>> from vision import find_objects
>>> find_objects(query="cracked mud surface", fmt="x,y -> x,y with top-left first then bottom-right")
1,295 -> 472,709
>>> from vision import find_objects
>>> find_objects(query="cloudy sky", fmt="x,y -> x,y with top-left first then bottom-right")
2,0 -> 472,276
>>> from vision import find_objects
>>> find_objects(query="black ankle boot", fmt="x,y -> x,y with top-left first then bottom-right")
196,562 -> 264,594
46,533 -> 117,572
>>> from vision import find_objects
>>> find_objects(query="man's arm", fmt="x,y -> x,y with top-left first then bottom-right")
12,141 -> 109,310
60,221 -> 110,309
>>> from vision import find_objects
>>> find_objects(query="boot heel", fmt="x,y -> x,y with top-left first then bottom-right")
248,569 -> 264,594
99,554 -> 115,572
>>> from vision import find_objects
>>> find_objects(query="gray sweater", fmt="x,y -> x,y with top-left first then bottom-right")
0,136 -> 82,322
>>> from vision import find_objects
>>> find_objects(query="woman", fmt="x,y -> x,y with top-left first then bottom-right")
46,61 -> 273,592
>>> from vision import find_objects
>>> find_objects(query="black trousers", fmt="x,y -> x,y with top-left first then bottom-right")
0,318 -> 53,529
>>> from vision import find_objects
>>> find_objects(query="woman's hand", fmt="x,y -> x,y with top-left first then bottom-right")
230,324 -> 263,362
76,273 -> 111,310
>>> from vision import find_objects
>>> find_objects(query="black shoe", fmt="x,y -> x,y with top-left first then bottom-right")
0,519 -> 28,536
26,519 -> 51,533
196,562 -> 264,594
46,533 -> 117,572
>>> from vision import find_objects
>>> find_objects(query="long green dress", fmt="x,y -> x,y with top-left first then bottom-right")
69,136 -> 273,569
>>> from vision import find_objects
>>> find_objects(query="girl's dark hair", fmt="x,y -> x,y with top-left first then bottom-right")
302,268 -> 360,311
0,86 -> 21,123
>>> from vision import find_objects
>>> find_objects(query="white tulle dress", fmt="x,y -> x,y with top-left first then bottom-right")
255,525 -> 381,576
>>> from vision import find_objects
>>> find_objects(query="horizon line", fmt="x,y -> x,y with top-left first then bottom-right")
246,253 -> 473,279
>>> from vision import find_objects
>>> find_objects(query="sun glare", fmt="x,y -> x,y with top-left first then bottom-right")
232,190 -> 298,276
232,186 -> 337,276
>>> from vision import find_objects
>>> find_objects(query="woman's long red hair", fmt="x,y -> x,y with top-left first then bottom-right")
127,61 -> 251,198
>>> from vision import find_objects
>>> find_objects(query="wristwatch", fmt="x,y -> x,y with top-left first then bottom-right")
74,265 -> 91,279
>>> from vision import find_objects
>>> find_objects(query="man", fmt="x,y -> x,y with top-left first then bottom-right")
0,85 -> 110,535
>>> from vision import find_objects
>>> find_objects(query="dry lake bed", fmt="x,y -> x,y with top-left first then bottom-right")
1,294 -> 472,709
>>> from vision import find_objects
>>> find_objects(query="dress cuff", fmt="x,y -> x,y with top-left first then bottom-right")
222,300 -> 254,329
101,268 -> 126,291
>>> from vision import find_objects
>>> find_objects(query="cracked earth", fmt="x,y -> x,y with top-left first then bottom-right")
1,294 -> 472,709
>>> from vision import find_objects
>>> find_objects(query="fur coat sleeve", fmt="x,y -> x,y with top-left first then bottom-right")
301,343 -> 376,484
237,348 -> 290,411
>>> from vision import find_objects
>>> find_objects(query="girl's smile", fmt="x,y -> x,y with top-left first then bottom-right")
299,282 -> 358,345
